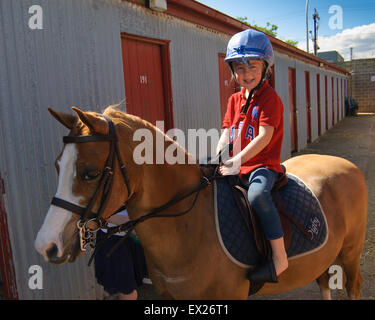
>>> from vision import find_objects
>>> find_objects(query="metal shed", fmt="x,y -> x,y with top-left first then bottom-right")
0,0 -> 349,299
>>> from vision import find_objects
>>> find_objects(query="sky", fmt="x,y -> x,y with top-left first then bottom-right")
196,0 -> 375,60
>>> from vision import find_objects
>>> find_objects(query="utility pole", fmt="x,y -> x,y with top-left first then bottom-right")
306,0 -> 309,53
312,8 -> 320,56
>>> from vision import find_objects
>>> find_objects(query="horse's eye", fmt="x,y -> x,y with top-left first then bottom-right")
82,169 -> 101,181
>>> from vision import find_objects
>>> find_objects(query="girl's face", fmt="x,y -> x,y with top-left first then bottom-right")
233,60 -> 264,91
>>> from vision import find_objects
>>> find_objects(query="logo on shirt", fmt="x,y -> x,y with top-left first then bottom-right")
251,105 -> 259,122
238,121 -> 244,134
245,125 -> 254,140
230,122 -> 245,142
230,123 -> 254,142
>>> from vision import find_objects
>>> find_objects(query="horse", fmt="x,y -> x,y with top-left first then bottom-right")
34,105 -> 368,300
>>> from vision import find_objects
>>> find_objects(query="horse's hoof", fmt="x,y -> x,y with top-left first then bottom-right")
247,260 -> 278,284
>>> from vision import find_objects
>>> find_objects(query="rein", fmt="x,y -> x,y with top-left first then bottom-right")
51,113 -> 221,263
90,174 -> 214,266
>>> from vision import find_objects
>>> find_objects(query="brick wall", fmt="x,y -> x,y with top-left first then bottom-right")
337,58 -> 375,113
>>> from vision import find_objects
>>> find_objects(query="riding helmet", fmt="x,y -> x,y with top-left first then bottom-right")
225,29 -> 274,70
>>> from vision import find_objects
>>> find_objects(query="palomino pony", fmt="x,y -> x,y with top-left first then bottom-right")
35,106 -> 368,300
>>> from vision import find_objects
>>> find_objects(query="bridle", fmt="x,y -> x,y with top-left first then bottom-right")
51,115 -> 132,251
50,114 -> 218,255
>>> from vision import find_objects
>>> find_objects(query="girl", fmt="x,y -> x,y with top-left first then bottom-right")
217,29 -> 288,283
94,209 -> 149,299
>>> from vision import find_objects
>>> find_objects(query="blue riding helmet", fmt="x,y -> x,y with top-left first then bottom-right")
225,29 -> 274,69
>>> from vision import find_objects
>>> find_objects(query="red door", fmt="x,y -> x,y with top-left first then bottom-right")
218,54 -> 239,122
305,71 -> 312,143
288,68 -> 298,152
331,77 -> 335,126
121,34 -> 173,130
340,79 -> 345,118
269,65 -> 275,89
316,74 -> 321,136
337,78 -> 340,122
0,175 -> 18,299
325,76 -> 328,130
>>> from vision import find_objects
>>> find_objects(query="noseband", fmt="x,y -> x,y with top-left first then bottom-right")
51,115 -> 131,251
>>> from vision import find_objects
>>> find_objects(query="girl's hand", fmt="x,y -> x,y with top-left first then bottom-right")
218,158 -> 241,176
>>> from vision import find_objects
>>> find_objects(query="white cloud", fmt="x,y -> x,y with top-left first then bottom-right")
297,23 -> 375,60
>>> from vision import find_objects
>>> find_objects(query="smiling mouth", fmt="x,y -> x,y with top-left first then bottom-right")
242,79 -> 256,86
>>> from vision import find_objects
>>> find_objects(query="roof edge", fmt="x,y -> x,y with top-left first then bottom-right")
125,0 -> 349,75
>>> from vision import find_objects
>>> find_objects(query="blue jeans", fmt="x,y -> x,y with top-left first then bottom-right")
247,167 -> 284,240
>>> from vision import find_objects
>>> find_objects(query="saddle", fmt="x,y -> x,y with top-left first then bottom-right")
201,163 -> 328,295
226,167 -> 312,263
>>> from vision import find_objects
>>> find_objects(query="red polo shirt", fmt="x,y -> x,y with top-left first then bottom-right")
222,80 -> 284,176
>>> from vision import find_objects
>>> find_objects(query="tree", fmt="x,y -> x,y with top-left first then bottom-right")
285,39 -> 299,47
236,16 -> 299,47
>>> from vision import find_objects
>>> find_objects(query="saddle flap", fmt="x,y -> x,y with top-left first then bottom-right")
227,171 -> 293,257
231,184 -> 293,257
229,182 -> 272,261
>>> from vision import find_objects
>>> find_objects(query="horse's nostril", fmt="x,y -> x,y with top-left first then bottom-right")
45,243 -> 58,259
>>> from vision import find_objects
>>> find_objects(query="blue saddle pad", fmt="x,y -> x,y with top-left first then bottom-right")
213,173 -> 328,268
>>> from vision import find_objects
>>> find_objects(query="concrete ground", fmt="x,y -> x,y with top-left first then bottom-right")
138,114 -> 375,300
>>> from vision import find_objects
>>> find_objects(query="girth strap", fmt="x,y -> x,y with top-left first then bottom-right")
63,134 -> 117,144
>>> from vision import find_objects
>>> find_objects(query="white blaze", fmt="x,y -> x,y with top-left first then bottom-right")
35,144 -> 83,259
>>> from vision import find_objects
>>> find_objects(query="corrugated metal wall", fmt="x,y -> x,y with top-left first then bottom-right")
118,1 -> 348,159
274,52 -> 347,158
0,0 -> 124,299
118,1 -> 230,134
0,0 -> 348,299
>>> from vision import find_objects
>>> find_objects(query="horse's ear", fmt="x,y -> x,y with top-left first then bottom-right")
71,107 -> 108,135
48,108 -> 77,129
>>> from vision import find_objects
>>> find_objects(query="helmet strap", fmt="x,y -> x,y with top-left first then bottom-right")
241,89 -> 253,114
240,66 -> 267,114
254,67 -> 267,90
